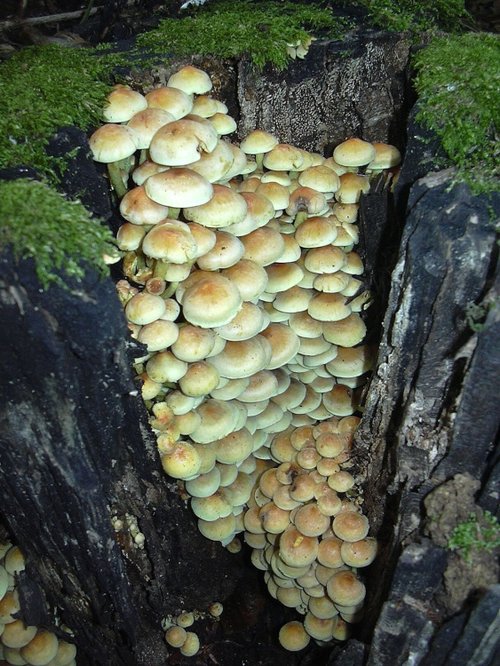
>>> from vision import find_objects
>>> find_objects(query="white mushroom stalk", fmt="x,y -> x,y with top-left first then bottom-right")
89,64 -> 401,653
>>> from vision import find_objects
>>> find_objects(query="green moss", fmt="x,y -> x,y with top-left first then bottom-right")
137,0 -> 351,70
0,44 -> 122,179
356,0 -> 469,33
413,33 -> 499,195
448,511 -> 500,562
0,179 -> 115,289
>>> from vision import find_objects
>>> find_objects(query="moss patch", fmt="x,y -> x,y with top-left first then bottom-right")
0,179 -> 115,289
0,44 -> 121,179
413,33 -> 499,195
137,0 -> 351,70
356,0 -> 470,33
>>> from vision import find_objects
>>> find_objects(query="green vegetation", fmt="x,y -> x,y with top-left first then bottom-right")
357,0 -> 469,33
138,0 -> 350,70
0,179 -> 115,289
413,33 -> 500,195
0,44 -> 120,178
448,511 -> 500,562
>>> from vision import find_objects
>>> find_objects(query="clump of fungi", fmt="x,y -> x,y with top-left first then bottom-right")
0,540 -> 77,665
90,64 -> 400,653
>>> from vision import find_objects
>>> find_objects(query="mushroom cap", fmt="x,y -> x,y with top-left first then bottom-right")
1,620 -> 37,648
103,85 -> 148,122
161,441 -> 201,479
197,231 -> 244,270
89,123 -> 138,163
145,86 -> 193,118
167,65 -> 213,94
181,273 -> 242,328
335,172 -> 370,204
125,292 -> 166,325
171,324 -> 216,362
180,631 -> 201,657
215,429 -> 254,465
185,466 -> 221,498
278,621 -> 310,652
274,286 -> 314,314
210,336 -> 273,379
126,107 -> 175,149
307,293 -> 351,322
241,227 -> 286,266
146,351 -> 188,383
149,118 -> 218,166
20,630 -> 59,665
294,215 -> 338,248
191,95 -> 227,117
260,323 -> 300,370
304,245 -> 346,274
326,569 -> 366,607
179,360 -> 220,397
198,513 -> 236,542
210,112 -> 238,135
190,398 -> 241,444
298,165 -> 340,193
240,129 -> 279,155
303,612 -> 336,641
132,159 -> 169,186
333,137 -> 376,167
332,511 -> 369,542
214,302 -> 268,341
191,490 -> 233,521
313,272 -> 351,294
145,168 -> 213,207
279,526 -> 319,567
119,185 -> 169,226
263,143 -> 304,171
265,263 -> 304,294
294,503 -> 331,537
366,142 -> 401,171
184,138 -> 235,182
340,537 -> 377,567
225,191 -> 275,236
137,319 -> 179,352
325,345 -> 372,378
184,184 -> 248,228
142,220 -> 198,263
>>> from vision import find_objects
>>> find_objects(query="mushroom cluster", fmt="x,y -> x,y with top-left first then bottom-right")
0,541 -> 77,666
89,64 -> 400,652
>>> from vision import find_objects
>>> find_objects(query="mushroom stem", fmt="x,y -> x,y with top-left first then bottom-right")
168,207 -> 181,220
294,211 -> 309,228
163,281 -> 179,299
107,155 -> 135,198
152,260 -> 171,280
255,154 -> 265,171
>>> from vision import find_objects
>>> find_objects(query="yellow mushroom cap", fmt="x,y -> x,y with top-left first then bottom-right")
332,511 -> 369,542
89,123 -> 138,163
0,589 -> 20,623
168,65 -> 213,94
333,138 -> 376,168
303,612 -> 336,641
145,86 -> 193,119
126,107 -> 175,149
165,625 -> 187,648
279,526 -> 319,567
119,185 -> 169,226
21,630 -> 59,665
180,631 -> 200,657
103,85 -> 148,122
2,620 -> 38,648
240,129 -> 278,155
198,513 -> 236,542
326,570 -> 366,607
161,441 -> 201,479
294,503 -> 330,537
145,168 -> 213,208
278,621 -> 310,652
340,537 -> 377,567
182,274 -> 243,328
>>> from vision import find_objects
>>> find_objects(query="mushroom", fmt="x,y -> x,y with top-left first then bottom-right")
103,85 -> 148,122
146,86 -> 193,118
